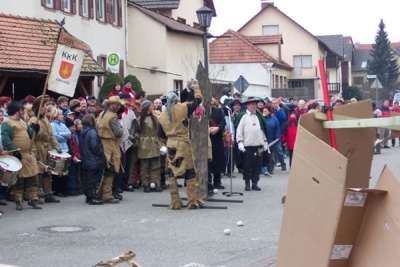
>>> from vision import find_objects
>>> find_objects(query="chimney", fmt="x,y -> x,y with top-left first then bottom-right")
261,0 -> 274,9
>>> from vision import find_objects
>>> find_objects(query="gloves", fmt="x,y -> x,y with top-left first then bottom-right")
159,146 -> 167,156
263,141 -> 270,152
238,142 -> 246,153
13,151 -> 22,160
57,149 -> 63,154
128,135 -> 138,144
31,123 -> 40,133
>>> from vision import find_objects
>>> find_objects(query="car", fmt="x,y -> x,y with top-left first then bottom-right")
304,99 -> 325,110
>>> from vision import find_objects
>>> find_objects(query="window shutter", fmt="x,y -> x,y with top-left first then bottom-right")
79,0 -> 83,16
72,0 -> 77,14
106,0 -> 111,23
118,0 -> 122,27
41,0 -> 46,7
89,0 -> 94,18
61,0 -> 64,10
95,0 -> 99,20
97,55 -> 102,87
119,59 -> 124,77
55,0 -> 61,10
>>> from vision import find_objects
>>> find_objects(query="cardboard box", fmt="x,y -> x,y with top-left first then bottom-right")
276,101 -> 400,267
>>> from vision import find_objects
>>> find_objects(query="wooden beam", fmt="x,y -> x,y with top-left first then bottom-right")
78,78 -> 89,96
0,75 -> 9,95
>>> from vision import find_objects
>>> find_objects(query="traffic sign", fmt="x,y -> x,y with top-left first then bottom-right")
234,75 -> 249,93
371,78 -> 383,89
106,53 -> 120,73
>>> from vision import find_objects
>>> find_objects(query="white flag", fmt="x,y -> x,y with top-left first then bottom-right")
48,44 -> 84,97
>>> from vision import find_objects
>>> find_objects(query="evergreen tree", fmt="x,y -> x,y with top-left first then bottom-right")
368,19 -> 400,96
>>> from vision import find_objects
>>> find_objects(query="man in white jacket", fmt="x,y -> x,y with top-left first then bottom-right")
235,97 -> 269,191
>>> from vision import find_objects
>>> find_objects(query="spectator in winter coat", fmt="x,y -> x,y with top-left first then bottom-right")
65,118 -> 80,196
379,99 -> 391,148
263,106 -> 286,173
121,79 -> 136,98
108,82 -> 123,97
294,99 -> 307,118
81,115 -> 105,205
281,110 -> 299,167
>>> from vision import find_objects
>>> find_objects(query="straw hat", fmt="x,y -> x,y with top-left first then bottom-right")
104,96 -> 121,106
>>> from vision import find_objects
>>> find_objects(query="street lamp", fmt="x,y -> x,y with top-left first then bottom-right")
196,5 -> 213,76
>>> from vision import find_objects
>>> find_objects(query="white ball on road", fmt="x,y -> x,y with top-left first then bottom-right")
237,221 -> 244,226
224,228 -> 231,235
150,183 -> 155,188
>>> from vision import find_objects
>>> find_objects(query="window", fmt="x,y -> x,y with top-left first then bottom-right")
262,25 -> 279,36
112,0 -> 118,25
46,0 -> 54,8
361,61 -> 367,69
63,0 -> 71,12
174,80 -> 183,97
82,0 -> 88,17
97,0 -> 105,22
97,55 -> 107,87
293,55 -> 312,76
289,80 -> 304,88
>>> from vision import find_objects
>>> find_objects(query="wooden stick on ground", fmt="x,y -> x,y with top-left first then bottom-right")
92,251 -> 142,267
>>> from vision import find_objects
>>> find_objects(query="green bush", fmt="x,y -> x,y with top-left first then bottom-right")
342,85 -> 363,101
99,73 -> 124,97
124,74 -> 142,92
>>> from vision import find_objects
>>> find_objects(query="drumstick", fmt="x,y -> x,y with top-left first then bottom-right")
37,160 -> 49,169
5,148 -> 21,154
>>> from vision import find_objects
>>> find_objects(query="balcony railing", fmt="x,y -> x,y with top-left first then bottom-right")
328,83 -> 341,94
292,66 -> 318,78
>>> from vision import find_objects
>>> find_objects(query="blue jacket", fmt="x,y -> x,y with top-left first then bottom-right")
81,125 -> 105,170
265,115 -> 281,143
272,109 -> 287,125
51,120 -> 71,151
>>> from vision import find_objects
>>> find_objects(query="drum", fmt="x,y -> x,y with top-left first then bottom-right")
47,150 -> 71,176
0,155 -> 22,186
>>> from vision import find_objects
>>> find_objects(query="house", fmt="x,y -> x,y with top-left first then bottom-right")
126,2 -> 209,97
352,42 -> 400,100
1,0 -> 126,97
209,29 -> 292,97
0,13 -> 105,98
232,2 -> 343,99
129,0 -> 216,28
316,35 -> 353,92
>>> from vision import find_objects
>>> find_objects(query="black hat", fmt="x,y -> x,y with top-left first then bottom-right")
288,109 -> 296,115
7,101 -> 24,116
118,93 -> 131,99
243,97 -> 258,105
86,95 -> 96,100
124,79 -> 131,85
65,117 -> 75,128
230,99 -> 241,107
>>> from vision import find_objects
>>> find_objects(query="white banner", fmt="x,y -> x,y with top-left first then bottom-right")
48,44 -> 84,97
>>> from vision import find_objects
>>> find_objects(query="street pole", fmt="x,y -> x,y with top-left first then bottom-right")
376,81 -> 378,105
203,31 -> 208,77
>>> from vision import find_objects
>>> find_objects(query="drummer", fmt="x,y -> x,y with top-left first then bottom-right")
29,95 -> 63,204
1,102 -> 42,210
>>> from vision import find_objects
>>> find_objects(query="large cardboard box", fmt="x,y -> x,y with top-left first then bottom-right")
276,101 -> 400,266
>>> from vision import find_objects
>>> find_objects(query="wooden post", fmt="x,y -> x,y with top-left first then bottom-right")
190,62 -> 212,200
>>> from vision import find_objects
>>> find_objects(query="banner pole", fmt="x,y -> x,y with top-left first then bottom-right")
29,26 -> 63,154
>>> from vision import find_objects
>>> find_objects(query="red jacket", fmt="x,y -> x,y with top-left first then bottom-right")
281,117 -> 298,150
70,133 -> 81,159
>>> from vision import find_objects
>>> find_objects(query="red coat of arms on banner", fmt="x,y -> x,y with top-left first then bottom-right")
59,61 -> 74,79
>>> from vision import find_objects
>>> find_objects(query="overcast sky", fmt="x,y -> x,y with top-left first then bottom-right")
209,0 -> 400,44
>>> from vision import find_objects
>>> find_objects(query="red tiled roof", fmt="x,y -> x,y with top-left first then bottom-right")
129,2 -> 204,35
245,34 -> 282,45
209,29 -> 291,69
356,42 -> 400,50
0,13 -> 105,75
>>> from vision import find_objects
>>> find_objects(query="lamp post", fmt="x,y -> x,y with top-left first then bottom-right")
196,5 -> 213,77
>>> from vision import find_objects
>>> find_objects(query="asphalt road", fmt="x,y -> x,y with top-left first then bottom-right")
0,144 -> 398,267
